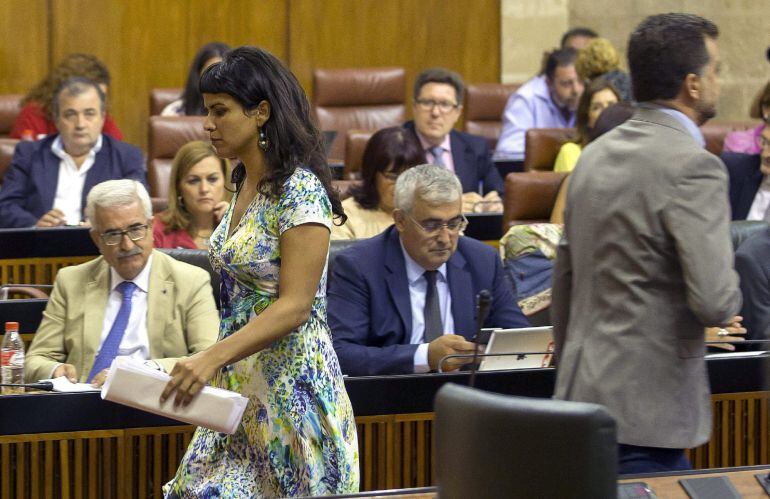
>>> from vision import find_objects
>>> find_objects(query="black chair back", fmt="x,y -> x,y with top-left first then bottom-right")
730,220 -> 768,250
435,383 -> 617,499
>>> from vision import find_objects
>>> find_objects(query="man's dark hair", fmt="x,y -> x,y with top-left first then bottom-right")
52,76 -> 106,117
544,48 -> 578,81
413,68 -> 465,105
560,27 -> 598,48
628,13 -> 718,102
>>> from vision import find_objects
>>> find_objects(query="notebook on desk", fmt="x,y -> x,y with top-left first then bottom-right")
479,326 -> 554,371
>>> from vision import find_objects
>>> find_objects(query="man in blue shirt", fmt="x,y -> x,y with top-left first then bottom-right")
495,48 -> 584,161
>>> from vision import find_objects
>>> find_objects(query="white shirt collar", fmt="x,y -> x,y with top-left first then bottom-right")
399,237 -> 448,284
415,129 -> 452,154
109,253 -> 153,294
51,134 -> 103,160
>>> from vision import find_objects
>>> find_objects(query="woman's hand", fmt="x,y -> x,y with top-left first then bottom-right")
159,350 -> 221,407
213,201 -> 229,223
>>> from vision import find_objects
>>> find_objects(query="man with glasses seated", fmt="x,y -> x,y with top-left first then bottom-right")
328,165 -> 528,376
404,68 -> 504,213
25,180 -> 218,387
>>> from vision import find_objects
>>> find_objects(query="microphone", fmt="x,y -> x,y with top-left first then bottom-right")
0,381 -> 54,391
468,290 -> 492,388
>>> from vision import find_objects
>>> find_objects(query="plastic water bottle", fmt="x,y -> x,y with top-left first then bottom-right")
1,322 -> 25,394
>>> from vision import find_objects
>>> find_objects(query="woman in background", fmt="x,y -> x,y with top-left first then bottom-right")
161,42 -> 230,116
332,126 -> 425,240
723,80 -> 770,154
161,46 -> 358,497
153,141 -> 230,249
575,37 -> 632,102
11,53 -> 123,140
553,79 -> 620,173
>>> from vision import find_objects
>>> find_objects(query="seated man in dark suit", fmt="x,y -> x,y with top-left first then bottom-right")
328,165 -> 529,376
735,226 -> 770,340
404,68 -> 504,212
722,123 -> 770,220
0,76 -> 146,228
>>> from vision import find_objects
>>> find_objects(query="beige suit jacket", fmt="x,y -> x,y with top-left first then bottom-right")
25,250 -> 219,382
551,107 -> 741,448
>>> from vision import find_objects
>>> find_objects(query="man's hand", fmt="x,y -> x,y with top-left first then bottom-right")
478,190 -> 503,213
52,363 -> 78,383
461,192 -> 483,213
428,334 -> 479,372
36,209 -> 66,228
705,315 -> 746,351
213,201 -> 229,223
90,368 -> 110,388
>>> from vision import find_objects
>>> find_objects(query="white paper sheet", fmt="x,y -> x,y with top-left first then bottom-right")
101,357 -> 248,434
41,376 -> 101,393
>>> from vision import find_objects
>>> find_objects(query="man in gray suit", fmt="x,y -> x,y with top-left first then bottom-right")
551,13 -> 743,474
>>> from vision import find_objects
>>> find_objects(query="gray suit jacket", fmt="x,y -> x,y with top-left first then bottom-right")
551,107 -> 741,448
25,250 -> 219,382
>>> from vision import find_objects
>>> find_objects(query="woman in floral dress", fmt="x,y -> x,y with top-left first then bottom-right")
161,46 -> 359,497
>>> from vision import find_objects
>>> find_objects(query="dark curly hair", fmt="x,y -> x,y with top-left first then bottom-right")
351,127 -> 426,210
199,46 -> 345,223
628,13 -> 718,102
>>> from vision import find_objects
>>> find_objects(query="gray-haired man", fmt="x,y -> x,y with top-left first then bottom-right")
328,165 -> 528,376
25,179 -> 218,386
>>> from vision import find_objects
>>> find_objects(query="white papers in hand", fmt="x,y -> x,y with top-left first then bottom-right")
42,376 -> 100,392
101,357 -> 248,434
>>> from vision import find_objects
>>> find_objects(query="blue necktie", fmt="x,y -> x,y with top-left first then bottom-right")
88,281 -> 136,382
430,146 -> 445,167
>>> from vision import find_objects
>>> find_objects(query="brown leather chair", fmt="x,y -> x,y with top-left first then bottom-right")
464,83 -> 521,149
503,171 -> 568,229
312,67 -> 406,162
343,129 -> 376,179
147,116 -> 207,199
150,88 -> 183,116
0,94 -> 22,138
701,120 -> 761,156
523,128 -> 575,172
0,138 -> 19,185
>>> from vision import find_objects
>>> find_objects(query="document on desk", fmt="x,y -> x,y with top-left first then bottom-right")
42,376 -> 100,392
101,357 -> 248,434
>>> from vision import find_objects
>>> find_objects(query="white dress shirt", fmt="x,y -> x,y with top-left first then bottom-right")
747,175 -> 770,221
400,242 -> 455,373
50,135 -> 102,225
99,253 -> 154,363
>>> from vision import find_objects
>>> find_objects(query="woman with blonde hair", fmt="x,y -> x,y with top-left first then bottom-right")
575,38 -> 632,102
153,141 -> 230,249
11,53 -> 123,140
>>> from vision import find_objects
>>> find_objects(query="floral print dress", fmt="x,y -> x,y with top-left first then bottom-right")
164,168 -> 359,498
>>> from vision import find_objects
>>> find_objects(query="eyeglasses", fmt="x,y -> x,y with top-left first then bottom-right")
99,224 -> 149,246
415,99 -> 459,114
759,135 -> 770,152
404,212 -> 468,234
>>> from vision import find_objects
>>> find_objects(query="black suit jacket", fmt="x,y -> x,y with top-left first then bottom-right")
735,227 -> 770,340
721,152 -> 763,220
403,121 -> 504,195
0,134 -> 147,228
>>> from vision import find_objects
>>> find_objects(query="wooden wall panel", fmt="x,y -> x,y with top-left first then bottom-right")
49,0 -> 288,150
0,0 -> 49,94
289,0 -> 501,114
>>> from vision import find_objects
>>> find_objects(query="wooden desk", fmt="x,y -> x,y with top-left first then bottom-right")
620,466 -> 770,498
0,355 -> 768,497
